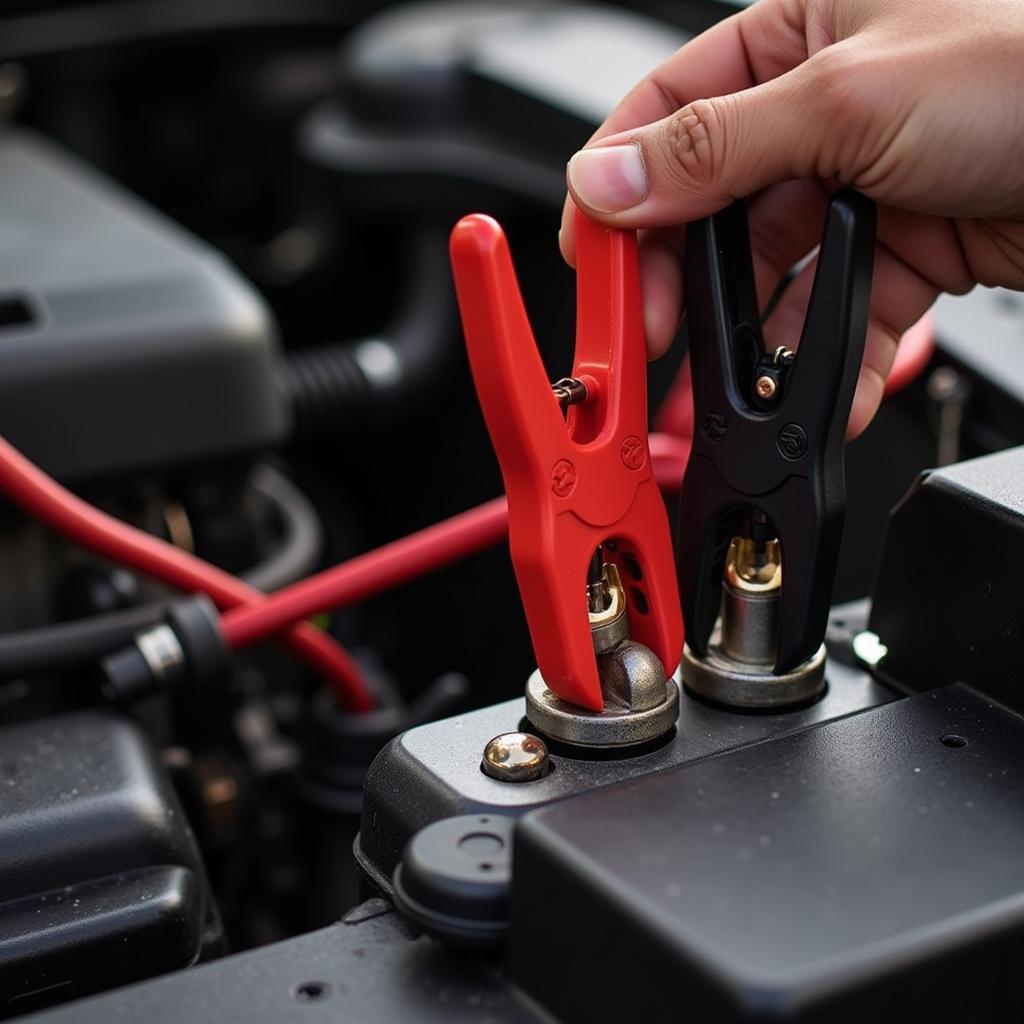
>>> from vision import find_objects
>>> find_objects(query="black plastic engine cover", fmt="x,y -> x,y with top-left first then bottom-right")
27,900 -> 543,1024
869,446 -> 1024,711
0,129 -> 286,483
510,685 -> 1024,1023
0,711 -> 218,1016
19,685 -> 1024,1024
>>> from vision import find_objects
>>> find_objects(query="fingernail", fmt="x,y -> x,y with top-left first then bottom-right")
567,144 -> 648,214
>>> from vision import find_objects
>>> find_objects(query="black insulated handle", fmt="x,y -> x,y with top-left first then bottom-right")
678,188 -> 876,672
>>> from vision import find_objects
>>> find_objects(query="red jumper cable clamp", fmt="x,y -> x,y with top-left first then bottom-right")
450,207 -> 683,748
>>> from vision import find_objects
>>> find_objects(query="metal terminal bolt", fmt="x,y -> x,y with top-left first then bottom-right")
728,535 -> 782,590
588,562 -> 629,652
481,732 -> 550,783
587,547 -> 611,614
755,375 -> 777,400
524,558 -> 678,748
681,528 -> 825,708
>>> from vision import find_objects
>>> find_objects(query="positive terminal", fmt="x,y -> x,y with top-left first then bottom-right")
755,375 -> 777,400
481,732 -> 550,783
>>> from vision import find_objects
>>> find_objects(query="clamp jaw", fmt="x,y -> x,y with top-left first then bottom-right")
450,207 -> 682,727
678,189 -> 876,703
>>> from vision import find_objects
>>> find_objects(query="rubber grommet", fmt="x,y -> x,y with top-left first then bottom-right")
392,813 -> 514,948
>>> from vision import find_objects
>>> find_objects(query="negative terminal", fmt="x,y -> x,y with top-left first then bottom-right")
681,530 -> 825,709
526,560 -> 678,748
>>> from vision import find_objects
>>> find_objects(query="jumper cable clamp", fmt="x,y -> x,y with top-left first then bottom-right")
678,188 -> 877,708
450,207 -> 683,747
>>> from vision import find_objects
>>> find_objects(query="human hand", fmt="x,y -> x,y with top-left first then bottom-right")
560,0 -> 1024,436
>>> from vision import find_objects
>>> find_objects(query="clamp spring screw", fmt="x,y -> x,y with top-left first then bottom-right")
755,348 -> 793,401
552,377 -> 588,411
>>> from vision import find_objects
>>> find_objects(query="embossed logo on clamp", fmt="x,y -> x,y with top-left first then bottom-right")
701,411 -> 728,442
620,435 -> 646,470
550,459 -> 577,497
777,423 -> 808,460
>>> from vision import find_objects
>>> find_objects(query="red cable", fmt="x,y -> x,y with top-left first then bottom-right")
220,435 -> 693,650
0,436 -> 373,712
223,498 -> 510,647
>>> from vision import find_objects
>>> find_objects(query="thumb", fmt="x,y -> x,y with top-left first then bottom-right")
566,55 -> 853,226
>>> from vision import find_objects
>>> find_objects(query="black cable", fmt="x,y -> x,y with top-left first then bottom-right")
282,227 -> 457,439
0,602 -> 165,679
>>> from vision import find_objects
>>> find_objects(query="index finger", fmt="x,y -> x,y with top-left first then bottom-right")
560,0 -> 813,262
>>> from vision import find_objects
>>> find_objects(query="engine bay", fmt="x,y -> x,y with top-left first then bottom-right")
1,2 -> 1023,1021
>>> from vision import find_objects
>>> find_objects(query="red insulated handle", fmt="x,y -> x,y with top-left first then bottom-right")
450,208 -> 682,711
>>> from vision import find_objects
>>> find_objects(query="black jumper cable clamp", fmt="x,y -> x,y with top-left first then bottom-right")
678,188 -> 877,708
